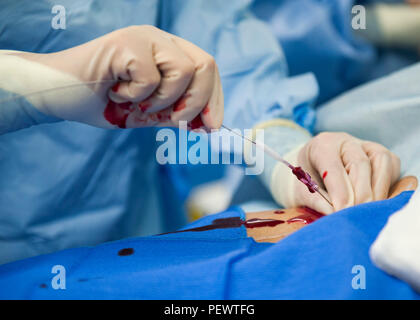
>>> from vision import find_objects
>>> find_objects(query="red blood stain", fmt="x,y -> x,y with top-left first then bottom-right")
111,82 -> 120,92
202,104 -> 210,115
155,112 -> 170,122
274,210 -> 285,214
118,101 -> 132,110
322,171 -> 328,179
243,218 -> 285,228
291,166 -> 317,193
133,115 -> 147,124
158,217 -> 285,235
189,114 -> 205,130
173,94 -> 191,112
287,206 -> 325,225
103,100 -> 131,128
118,248 -> 134,256
139,101 -> 151,112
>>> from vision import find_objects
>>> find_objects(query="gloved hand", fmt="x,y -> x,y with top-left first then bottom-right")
407,0 -> 420,7
270,132 -> 401,214
0,25 -> 223,131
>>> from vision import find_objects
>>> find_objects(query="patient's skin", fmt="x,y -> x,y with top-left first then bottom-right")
246,176 -> 418,243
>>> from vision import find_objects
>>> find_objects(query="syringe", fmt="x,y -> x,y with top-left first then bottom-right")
221,124 -> 333,207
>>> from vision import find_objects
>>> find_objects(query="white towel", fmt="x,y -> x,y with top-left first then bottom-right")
370,188 -> 420,293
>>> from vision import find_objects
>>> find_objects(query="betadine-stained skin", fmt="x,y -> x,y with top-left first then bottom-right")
157,207 -> 324,236
286,207 -> 325,225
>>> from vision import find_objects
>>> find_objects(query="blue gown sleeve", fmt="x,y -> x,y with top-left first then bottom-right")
0,88 -> 59,135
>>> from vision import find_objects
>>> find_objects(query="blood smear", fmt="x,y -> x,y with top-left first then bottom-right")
139,101 -> 151,112
287,207 -> 325,225
243,218 -> 285,228
118,248 -> 134,256
274,210 -> 285,215
202,104 -> 210,115
111,82 -> 120,92
103,100 -> 131,128
158,216 -> 285,235
189,114 -> 205,130
173,95 -> 188,112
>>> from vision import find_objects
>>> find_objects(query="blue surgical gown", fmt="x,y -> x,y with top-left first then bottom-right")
0,191 -> 418,299
252,0 -> 418,103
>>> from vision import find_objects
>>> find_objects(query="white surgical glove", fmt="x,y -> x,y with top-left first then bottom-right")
275,132 -> 401,214
0,25 -> 223,132
248,120 -> 401,214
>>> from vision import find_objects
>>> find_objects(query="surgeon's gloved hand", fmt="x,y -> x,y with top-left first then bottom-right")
272,132 -> 401,214
1,25 -> 223,131
407,0 -> 420,7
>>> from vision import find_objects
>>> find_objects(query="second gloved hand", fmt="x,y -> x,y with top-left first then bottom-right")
1,25 -> 223,130
271,132 -> 401,214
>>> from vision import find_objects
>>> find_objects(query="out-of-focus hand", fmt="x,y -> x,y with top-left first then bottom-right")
8,25 -> 223,130
406,0 -> 420,7
270,132 -> 401,214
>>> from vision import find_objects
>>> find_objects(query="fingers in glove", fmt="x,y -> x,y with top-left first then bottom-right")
170,35 -> 224,129
363,141 -> 400,200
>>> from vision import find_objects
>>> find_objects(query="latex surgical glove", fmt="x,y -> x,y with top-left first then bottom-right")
0,26 -> 223,132
407,0 -> 420,7
272,132 -> 401,214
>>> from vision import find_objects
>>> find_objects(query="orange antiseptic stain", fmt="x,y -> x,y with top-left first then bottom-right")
322,171 -> 328,180
173,94 -> 191,112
